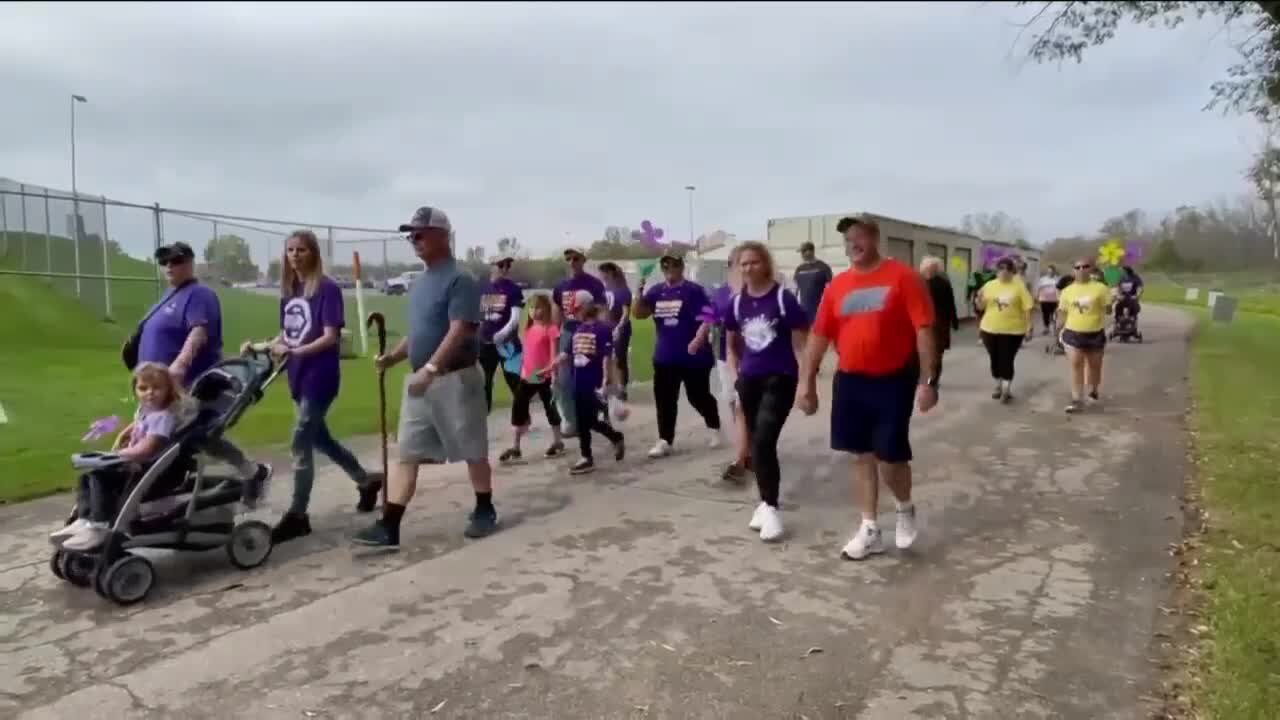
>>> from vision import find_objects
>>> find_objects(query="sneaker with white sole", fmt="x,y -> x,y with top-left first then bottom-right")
50,518 -> 91,542
748,502 -> 768,530
648,439 -> 671,459
707,432 -> 722,449
758,505 -> 784,542
840,521 -> 885,561
895,504 -> 919,549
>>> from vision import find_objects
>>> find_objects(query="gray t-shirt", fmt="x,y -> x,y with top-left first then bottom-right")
407,258 -> 482,372
793,259 -> 833,318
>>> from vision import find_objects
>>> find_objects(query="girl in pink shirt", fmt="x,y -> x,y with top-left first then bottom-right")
500,295 -> 566,464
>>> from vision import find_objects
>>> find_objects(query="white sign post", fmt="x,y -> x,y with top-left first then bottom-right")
1185,287 -> 1200,302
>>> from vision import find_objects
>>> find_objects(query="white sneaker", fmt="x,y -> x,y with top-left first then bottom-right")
895,504 -> 919,549
758,505 -> 784,542
748,502 -> 768,530
648,439 -> 671,459
50,518 -> 91,541
707,431 -> 722,449
840,521 -> 885,561
61,523 -> 110,552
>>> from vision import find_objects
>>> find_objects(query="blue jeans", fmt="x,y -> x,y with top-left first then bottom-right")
290,396 -> 368,515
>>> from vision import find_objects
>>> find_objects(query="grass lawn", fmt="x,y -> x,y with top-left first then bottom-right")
1149,295 -> 1280,718
1,237 -> 656,503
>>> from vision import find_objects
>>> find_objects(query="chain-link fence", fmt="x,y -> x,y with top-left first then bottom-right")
1,177 -> 399,323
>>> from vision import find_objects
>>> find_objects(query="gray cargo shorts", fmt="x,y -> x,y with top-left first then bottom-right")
397,364 -> 489,464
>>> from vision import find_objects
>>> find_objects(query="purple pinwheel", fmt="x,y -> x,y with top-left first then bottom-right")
82,415 -> 121,443
1123,240 -> 1145,265
979,244 -> 1006,270
630,219 -> 666,250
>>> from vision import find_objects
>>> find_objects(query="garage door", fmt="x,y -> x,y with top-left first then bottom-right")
887,237 -> 914,266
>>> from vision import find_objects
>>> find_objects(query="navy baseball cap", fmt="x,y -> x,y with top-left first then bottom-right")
154,241 -> 195,263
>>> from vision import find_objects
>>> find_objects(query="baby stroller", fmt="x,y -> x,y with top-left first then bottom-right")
49,346 -> 286,606
1044,314 -> 1066,356
1110,297 -> 1143,343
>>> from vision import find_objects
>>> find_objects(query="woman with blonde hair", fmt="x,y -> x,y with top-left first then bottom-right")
723,241 -> 809,541
244,229 -> 384,543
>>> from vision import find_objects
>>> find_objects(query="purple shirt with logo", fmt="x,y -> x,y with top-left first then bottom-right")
643,281 -> 715,369
479,277 -> 525,344
552,273 -> 608,333
606,284 -> 633,341
570,320 -> 613,392
722,284 -> 808,379
711,284 -> 733,362
138,282 -> 223,387
129,408 -> 178,461
280,276 -> 344,404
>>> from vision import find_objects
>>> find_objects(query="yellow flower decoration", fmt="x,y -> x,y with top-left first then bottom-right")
1098,239 -> 1125,267
949,256 -> 968,273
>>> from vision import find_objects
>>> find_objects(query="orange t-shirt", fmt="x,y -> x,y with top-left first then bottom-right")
812,258 -> 935,375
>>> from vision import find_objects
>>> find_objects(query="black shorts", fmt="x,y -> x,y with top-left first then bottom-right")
1061,329 -> 1106,352
830,364 -> 919,464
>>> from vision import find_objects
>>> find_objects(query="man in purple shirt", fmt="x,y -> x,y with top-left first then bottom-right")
477,255 -> 525,412
138,242 -> 271,501
597,261 -> 633,401
550,247 -> 607,435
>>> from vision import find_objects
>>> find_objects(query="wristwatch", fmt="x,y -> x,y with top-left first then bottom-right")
923,376 -> 939,389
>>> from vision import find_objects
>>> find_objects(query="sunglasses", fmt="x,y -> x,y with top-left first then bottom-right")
158,256 -> 189,267
1074,264 -> 1092,270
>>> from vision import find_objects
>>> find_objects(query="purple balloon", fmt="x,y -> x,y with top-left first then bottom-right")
653,228 -> 664,240
1124,240 -> 1145,264
641,220 -> 653,232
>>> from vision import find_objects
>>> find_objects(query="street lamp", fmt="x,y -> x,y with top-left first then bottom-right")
684,185 -> 696,250
70,93 -> 87,297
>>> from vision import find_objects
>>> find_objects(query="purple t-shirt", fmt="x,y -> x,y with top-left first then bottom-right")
570,320 -> 613,392
479,278 -> 525,344
138,282 -> 223,387
280,276 -> 344,404
722,284 -> 808,379
606,284 -> 633,342
128,408 -> 178,461
711,284 -> 733,362
552,273 -> 607,333
643,281 -> 714,369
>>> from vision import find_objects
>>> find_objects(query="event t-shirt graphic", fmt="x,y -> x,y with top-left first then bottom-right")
282,298 -> 314,346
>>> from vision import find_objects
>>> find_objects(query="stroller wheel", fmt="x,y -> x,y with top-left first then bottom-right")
227,520 -> 273,570
103,554 -> 155,606
50,551 -> 65,580
59,552 -> 95,587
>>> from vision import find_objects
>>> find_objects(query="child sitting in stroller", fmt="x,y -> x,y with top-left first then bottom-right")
1113,265 -> 1143,335
51,362 -> 186,551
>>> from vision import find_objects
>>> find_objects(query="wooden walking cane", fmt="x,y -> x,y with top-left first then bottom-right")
367,312 -> 389,508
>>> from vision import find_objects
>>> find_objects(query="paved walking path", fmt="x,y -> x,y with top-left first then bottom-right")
0,308 -> 1193,719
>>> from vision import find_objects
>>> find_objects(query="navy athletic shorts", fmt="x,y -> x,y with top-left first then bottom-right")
830,364 -> 919,464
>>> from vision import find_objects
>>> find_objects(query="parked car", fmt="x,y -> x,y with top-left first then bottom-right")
384,271 -> 421,295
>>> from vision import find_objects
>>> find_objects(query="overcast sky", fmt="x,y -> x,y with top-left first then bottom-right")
0,1 -> 1264,266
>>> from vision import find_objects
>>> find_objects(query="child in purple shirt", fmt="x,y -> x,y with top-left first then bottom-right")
559,293 -> 625,475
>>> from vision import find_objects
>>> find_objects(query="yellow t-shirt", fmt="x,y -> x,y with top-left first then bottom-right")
1059,280 -> 1110,333
978,278 -> 1034,335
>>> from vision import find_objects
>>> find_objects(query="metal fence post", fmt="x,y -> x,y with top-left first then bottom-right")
153,203 -> 164,300
43,188 -> 52,283
72,189 -> 82,298
1,190 -> 8,258
100,196 -> 112,320
19,183 -> 28,269
326,226 -> 334,270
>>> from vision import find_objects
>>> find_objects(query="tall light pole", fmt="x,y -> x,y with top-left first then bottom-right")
70,93 -> 88,297
684,184 -> 696,250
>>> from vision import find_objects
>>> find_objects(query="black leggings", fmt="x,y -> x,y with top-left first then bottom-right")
572,390 -> 622,460
76,468 -> 131,523
653,362 -> 721,444
1040,301 -> 1058,330
980,331 -> 1024,381
479,343 -> 521,412
737,374 -> 797,508
511,379 -> 562,429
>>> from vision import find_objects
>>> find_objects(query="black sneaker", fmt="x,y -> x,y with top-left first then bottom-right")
499,448 -> 523,465
612,436 -> 626,462
242,463 -> 273,509
1088,389 -> 1100,402
570,457 -> 596,475
464,508 -> 499,539
1065,399 -> 1084,414
721,461 -> 748,484
356,473 -> 384,513
352,520 -> 400,549
544,441 -> 566,458
271,512 -> 312,543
